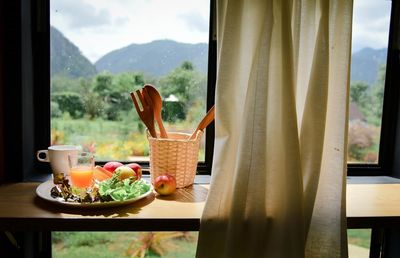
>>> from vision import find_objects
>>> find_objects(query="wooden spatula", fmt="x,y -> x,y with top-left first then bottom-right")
143,85 -> 168,138
189,105 -> 215,140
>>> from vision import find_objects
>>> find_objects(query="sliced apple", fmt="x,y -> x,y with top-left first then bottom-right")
93,165 -> 113,181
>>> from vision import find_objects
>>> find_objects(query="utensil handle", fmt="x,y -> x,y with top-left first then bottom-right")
189,105 -> 215,140
148,125 -> 158,138
156,117 -> 168,138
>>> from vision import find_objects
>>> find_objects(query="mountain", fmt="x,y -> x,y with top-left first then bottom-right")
50,26 -> 97,78
350,47 -> 387,85
50,27 -> 385,84
95,40 -> 208,76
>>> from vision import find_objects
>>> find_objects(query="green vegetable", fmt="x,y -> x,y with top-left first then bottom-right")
98,172 -> 151,201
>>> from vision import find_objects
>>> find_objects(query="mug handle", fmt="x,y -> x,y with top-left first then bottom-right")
36,150 -> 50,162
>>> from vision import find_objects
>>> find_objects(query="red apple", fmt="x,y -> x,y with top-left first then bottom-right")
126,163 -> 142,179
153,174 -> 176,195
103,161 -> 123,173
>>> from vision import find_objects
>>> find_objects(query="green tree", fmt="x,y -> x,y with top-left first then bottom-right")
51,75 -> 82,94
181,60 -> 194,70
91,72 -> 149,120
91,73 -> 119,120
159,61 -> 207,120
52,92 -> 85,119
350,65 -> 386,126
113,72 -> 147,112
350,81 -> 369,107
69,78 -> 102,120
51,101 -> 62,118
367,64 -> 385,126
93,73 -> 113,98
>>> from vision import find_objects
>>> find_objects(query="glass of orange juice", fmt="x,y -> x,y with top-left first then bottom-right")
68,152 -> 94,188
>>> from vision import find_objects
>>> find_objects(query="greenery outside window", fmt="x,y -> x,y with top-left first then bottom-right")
47,0 -> 216,174
32,0 -> 400,177
348,0 -> 390,164
347,0 -> 400,176
3,0 -> 400,181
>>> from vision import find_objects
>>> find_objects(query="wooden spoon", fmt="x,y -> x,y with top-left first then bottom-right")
189,105 -> 215,140
143,85 -> 168,138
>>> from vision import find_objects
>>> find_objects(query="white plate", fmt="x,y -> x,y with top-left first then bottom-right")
36,180 -> 153,208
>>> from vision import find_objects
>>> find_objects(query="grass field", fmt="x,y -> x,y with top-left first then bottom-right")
52,232 -> 198,258
348,229 -> 371,249
52,230 -> 370,257
51,116 -> 206,162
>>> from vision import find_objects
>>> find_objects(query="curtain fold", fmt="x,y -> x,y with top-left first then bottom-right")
197,0 -> 352,257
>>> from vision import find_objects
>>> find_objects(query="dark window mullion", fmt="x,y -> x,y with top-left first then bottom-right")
376,0 -> 400,175
203,0 -> 217,175
32,0 -> 51,179
384,0 -> 400,178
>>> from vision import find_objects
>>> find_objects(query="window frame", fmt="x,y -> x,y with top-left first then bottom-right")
4,0 -> 400,181
25,0 -> 216,179
347,0 -> 400,177
3,0 -> 400,255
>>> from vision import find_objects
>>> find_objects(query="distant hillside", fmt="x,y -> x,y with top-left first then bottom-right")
95,40 -> 208,76
50,28 -> 385,83
50,26 -> 97,78
351,47 -> 387,85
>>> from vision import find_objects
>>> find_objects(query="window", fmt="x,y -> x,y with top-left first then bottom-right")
49,0 -> 214,170
2,0 -> 400,255
4,0 -> 398,181
348,0 -> 391,164
348,0 -> 400,176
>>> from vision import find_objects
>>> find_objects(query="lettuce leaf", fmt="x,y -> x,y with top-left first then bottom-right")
98,172 -> 151,202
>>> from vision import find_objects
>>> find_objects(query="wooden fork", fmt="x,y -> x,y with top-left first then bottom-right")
130,89 -> 158,138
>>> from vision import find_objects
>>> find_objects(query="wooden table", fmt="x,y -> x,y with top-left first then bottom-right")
347,184 -> 400,228
1,182 -> 400,231
0,182 -> 208,231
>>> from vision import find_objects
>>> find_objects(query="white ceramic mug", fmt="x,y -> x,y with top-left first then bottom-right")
36,145 -> 81,182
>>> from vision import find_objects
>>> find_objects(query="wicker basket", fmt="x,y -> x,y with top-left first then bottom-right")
147,131 -> 203,188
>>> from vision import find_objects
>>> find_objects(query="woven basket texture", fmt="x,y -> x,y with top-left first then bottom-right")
148,131 -> 202,188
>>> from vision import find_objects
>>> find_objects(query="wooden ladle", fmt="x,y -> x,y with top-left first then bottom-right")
189,105 -> 215,140
143,84 -> 168,138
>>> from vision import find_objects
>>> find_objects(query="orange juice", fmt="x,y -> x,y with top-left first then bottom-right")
70,165 -> 93,188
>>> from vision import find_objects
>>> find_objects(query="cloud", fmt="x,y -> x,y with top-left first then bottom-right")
178,11 -> 209,33
114,17 -> 130,27
51,0 -> 112,29
352,0 -> 391,52
50,0 -> 211,62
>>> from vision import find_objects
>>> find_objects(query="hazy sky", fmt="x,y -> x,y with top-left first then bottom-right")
51,0 -> 210,62
51,0 -> 391,63
352,0 -> 391,52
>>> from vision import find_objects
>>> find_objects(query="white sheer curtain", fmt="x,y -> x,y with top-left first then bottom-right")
196,0 -> 352,257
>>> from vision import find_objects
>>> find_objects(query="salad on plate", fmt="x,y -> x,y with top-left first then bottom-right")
50,167 -> 151,204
